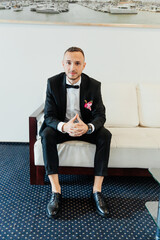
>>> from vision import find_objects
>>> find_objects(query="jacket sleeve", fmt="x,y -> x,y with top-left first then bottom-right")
90,83 -> 106,131
44,79 -> 61,130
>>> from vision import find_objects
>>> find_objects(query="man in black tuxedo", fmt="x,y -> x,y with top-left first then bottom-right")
40,47 -> 112,219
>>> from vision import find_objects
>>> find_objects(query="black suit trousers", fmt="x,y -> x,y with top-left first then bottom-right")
40,127 -> 112,176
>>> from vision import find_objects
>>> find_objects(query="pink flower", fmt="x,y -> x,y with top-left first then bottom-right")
84,100 -> 93,111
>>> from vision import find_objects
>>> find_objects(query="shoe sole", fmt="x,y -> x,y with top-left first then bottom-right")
95,208 -> 110,218
91,196 -> 110,218
46,208 -> 61,219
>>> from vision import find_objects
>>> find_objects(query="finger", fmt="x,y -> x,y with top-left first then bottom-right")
70,114 -> 78,123
69,127 -> 81,133
76,114 -> 82,122
70,127 -> 80,132
75,132 -> 83,136
74,131 -> 84,136
69,132 -> 78,137
71,123 -> 80,127
69,128 -> 83,135
70,130 -> 82,135
72,127 -> 83,132
74,123 -> 83,128
69,133 -> 75,137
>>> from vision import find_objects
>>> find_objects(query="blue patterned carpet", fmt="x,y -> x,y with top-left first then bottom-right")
0,143 -> 159,240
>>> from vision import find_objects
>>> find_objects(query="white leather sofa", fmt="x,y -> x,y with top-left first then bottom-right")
29,83 -> 160,184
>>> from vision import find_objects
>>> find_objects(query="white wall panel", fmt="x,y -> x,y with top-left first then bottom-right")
0,23 -> 160,142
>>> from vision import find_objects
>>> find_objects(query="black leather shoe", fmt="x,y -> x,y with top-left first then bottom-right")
47,192 -> 62,219
91,192 -> 110,218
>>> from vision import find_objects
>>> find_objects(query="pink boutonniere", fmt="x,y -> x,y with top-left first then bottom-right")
84,100 -> 93,111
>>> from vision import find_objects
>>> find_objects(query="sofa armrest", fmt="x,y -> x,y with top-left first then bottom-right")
29,104 -> 44,184
29,103 -> 44,119
29,103 -> 44,142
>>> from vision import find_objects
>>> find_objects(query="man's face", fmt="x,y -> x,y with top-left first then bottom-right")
62,51 -> 86,83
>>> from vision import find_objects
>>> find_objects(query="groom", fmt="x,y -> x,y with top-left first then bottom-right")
40,47 -> 112,219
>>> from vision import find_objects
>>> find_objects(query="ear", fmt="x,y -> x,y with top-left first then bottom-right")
83,62 -> 86,70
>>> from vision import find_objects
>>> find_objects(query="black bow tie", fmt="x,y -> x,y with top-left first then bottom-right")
66,84 -> 79,89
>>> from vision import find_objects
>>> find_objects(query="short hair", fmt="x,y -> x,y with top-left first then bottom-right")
64,47 -> 85,59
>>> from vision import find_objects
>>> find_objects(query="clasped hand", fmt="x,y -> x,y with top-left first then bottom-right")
62,114 -> 88,137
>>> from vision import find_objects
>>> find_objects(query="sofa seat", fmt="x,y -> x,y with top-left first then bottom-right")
34,127 -> 160,169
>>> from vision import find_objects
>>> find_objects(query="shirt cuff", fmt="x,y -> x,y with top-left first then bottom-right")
88,123 -> 95,133
57,122 -> 66,133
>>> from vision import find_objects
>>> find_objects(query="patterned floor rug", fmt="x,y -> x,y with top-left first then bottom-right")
0,143 -> 159,240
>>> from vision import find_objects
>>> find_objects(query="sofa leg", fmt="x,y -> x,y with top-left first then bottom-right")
30,165 -> 45,185
36,166 -> 45,185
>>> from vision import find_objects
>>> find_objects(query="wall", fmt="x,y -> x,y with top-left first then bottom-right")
0,23 -> 160,142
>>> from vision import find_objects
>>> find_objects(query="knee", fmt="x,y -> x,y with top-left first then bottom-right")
41,127 -> 56,142
97,127 -> 112,144
105,129 -> 112,140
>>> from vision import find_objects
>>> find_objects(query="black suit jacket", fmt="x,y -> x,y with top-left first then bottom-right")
40,72 -> 106,135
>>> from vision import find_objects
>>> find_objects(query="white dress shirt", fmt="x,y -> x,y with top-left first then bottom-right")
57,77 -> 94,133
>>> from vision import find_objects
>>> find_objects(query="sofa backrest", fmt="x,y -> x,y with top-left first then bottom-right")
41,82 -> 160,129
137,83 -> 160,128
101,83 -> 139,127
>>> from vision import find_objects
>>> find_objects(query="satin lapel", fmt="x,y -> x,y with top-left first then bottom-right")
80,74 -> 87,120
59,74 -> 66,120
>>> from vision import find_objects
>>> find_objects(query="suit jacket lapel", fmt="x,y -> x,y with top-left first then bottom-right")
80,74 -> 88,120
59,73 -> 66,121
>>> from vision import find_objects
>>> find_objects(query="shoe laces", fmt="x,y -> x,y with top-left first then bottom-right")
96,192 -> 106,206
50,194 -> 55,203
50,193 -> 61,203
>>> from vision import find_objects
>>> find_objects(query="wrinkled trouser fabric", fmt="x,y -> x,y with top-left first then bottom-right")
40,126 -> 112,176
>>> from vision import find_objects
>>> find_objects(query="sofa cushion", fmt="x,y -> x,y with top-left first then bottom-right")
108,127 -> 160,148
101,84 -> 139,127
137,83 -> 160,127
